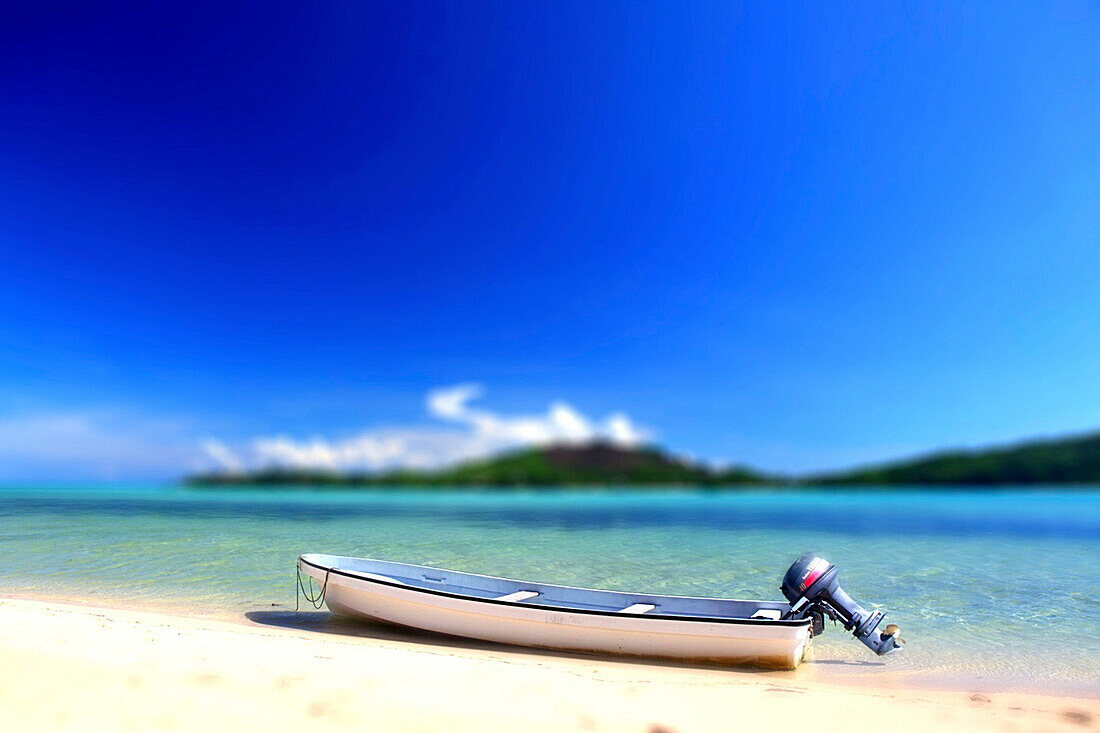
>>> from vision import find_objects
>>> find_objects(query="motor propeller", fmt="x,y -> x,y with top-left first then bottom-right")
780,552 -> 903,656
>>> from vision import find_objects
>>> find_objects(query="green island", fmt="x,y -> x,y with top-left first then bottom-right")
816,429 -> 1100,485
187,429 -> 1100,487
189,443 -> 769,487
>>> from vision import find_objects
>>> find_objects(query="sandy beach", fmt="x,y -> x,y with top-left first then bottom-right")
0,597 -> 1094,732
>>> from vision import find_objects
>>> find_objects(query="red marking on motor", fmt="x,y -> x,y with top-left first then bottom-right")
802,569 -> 822,589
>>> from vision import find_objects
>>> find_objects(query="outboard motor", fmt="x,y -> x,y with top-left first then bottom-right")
781,552 -> 903,656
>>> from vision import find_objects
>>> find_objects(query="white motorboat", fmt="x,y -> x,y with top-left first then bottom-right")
296,552 -> 902,670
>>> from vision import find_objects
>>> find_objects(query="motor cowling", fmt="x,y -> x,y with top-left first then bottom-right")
781,552 -> 902,656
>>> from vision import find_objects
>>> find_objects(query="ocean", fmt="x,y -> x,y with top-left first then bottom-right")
2,485 -> 1097,693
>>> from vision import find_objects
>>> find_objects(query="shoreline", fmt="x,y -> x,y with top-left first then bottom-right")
4,588 -> 1097,699
1,596 -> 1095,731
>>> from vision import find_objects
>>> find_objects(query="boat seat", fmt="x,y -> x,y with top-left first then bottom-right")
495,590 -> 539,603
751,609 -> 782,620
618,603 -> 657,614
362,572 -> 406,586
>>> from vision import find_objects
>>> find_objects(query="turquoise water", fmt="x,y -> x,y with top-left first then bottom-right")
2,485 -> 1098,693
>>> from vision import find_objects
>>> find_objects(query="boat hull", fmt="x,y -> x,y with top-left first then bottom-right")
299,555 -> 812,669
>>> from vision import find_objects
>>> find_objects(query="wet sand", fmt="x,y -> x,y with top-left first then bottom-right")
0,597 -> 1095,732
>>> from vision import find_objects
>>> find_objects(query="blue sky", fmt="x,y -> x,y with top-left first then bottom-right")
1,2 -> 1098,480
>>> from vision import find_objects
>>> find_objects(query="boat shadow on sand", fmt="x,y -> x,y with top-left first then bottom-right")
243,610 -> 885,674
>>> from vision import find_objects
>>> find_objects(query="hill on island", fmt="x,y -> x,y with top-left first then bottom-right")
188,442 -> 768,487
187,429 -> 1100,487
814,430 -> 1100,485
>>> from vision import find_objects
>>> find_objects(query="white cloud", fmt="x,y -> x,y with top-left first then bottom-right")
198,439 -> 243,474
201,384 -> 652,473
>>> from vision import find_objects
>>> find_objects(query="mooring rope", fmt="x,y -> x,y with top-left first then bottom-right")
296,563 -> 332,611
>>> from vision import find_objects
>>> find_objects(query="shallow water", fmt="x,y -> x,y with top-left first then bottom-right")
1,485 -> 1098,693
